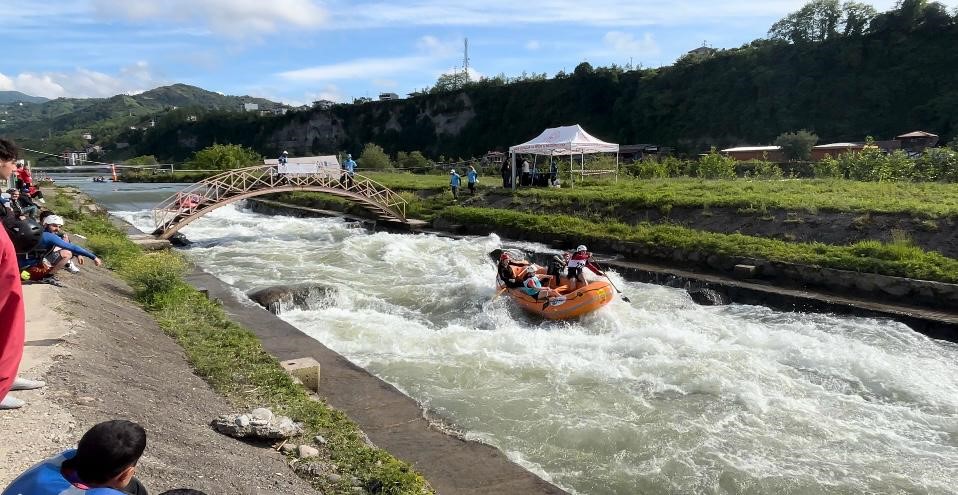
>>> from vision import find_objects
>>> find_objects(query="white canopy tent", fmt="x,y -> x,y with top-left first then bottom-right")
508,124 -> 619,189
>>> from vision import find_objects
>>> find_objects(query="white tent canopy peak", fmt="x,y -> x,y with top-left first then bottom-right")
509,124 -> 619,155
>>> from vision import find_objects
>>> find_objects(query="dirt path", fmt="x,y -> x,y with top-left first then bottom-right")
0,265 -> 318,494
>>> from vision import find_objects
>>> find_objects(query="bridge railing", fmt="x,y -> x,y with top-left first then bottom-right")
151,165 -> 408,235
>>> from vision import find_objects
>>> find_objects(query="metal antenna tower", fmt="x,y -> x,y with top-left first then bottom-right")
463,37 -> 470,81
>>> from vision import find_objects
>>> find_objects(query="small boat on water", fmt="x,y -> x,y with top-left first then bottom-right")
497,264 -> 615,320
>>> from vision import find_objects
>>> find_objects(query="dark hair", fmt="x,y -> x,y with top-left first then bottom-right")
159,490 -> 208,495
70,420 -> 147,484
0,138 -> 19,162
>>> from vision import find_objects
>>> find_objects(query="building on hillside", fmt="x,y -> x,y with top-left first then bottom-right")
81,131 -> 93,140
62,150 -> 88,166
186,115 -> 198,122
242,103 -> 259,112
810,142 -> 866,160
720,145 -> 784,161
312,100 -> 335,110
272,108 -> 288,116
379,92 -> 400,101
897,130 -> 938,154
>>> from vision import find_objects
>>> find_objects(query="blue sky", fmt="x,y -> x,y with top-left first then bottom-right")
0,0 -> 934,105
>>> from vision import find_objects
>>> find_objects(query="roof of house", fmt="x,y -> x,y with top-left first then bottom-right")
813,142 -> 864,149
897,130 -> 938,139
721,146 -> 781,153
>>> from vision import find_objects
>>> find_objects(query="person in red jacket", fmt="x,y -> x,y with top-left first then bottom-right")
1,139 -> 46,410
566,244 -> 604,291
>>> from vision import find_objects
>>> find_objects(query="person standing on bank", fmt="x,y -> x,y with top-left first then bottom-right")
0,138 -> 45,411
467,166 -> 478,195
278,150 -> 288,166
500,159 -> 511,188
449,169 -> 461,200
342,153 -> 356,188
521,159 -> 531,187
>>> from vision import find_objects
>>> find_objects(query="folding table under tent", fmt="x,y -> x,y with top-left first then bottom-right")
508,124 -> 619,189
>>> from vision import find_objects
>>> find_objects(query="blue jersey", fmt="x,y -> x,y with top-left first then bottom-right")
450,173 -> 461,187
467,170 -> 478,184
3,450 -> 127,495
344,159 -> 356,174
18,232 -> 97,269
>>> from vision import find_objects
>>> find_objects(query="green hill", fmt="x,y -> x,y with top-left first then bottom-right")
0,91 -> 47,104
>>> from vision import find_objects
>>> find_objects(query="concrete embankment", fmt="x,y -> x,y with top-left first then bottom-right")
246,198 -> 958,342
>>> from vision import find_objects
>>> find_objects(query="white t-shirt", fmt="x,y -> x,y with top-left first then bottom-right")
522,161 -> 530,173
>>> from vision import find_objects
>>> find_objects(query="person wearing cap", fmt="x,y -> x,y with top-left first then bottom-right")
7,188 -> 38,219
566,244 -> 604,291
449,169 -> 461,200
3,419 -> 149,495
278,150 -> 288,166
467,165 -> 479,195
342,153 -> 356,188
1,138 -> 46,411
496,251 -> 529,288
18,214 -> 101,282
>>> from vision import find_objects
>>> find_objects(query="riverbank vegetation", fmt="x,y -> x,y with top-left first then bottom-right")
50,189 -> 432,495
439,206 -> 958,284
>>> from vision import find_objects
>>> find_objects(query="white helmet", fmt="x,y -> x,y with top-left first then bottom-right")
524,265 -> 537,275
450,169 -> 456,174
576,245 -> 587,252
43,215 -> 64,226
282,150 -> 288,155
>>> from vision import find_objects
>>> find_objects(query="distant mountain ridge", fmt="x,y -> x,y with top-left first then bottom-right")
0,83 -> 282,143
0,91 -> 48,104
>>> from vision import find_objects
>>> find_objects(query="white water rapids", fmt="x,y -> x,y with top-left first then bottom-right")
105,201 -> 958,495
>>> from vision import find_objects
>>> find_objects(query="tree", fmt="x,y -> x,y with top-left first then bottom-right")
573,62 -> 594,77
396,150 -> 430,170
190,144 -> 261,170
769,0 -> 877,43
358,143 -> 392,170
775,130 -> 819,161
125,155 -> 158,166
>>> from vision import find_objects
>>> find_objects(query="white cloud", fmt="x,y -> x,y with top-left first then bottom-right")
332,0 -> 829,28
0,62 -> 165,98
91,0 -> 328,37
602,31 -> 659,56
525,40 -> 541,51
278,56 -> 432,82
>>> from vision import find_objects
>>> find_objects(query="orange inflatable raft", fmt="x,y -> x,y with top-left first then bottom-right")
497,265 -> 615,320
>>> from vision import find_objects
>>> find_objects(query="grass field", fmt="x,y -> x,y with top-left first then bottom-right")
440,206 -> 958,283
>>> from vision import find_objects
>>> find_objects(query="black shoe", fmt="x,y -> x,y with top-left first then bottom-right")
39,276 -> 64,287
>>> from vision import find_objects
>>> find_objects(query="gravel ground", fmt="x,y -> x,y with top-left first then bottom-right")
0,265 -> 318,494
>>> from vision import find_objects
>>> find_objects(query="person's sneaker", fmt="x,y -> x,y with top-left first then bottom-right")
65,261 -> 80,273
11,377 -> 45,391
38,198 -> 46,204
0,395 -> 25,410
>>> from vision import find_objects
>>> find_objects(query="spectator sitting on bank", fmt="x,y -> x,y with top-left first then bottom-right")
0,192 -> 11,218
14,162 -> 31,191
18,214 -> 101,283
2,419 -> 149,495
7,188 -> 38,219
38,212 -> 82,273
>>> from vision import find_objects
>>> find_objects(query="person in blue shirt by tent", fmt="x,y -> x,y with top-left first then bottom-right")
449,169 -> 461,200
342,153 -> 356,188
466,166 -> 479,195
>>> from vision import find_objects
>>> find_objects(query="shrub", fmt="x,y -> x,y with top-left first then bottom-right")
358,143 -> 392,170
775,130 -> 819,161
813,156 -> 842,178
696,148 -> 736,179
190,144 -> 262,170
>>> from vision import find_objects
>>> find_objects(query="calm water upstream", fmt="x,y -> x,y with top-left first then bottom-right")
71,177 -> 958,495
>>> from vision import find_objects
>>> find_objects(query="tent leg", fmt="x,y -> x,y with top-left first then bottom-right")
615,152 -> 619,184
511,153 -> 516,192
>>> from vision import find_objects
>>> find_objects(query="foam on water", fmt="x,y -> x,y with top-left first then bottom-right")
116,205 -> 958,495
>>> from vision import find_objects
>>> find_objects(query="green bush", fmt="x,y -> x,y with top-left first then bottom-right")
696,149 -> 737,179
358,143 -> 393,170
813,156 -> 843,178
190,144 -> 262,170
774,129 -> 819,161
124,251 -> 188,307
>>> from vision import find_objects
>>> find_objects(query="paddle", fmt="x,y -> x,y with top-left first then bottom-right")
491,286 -> 508,301
592,262 -> 631,303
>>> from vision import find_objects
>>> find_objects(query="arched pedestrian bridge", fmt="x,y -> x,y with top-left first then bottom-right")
150,165 -> 408,239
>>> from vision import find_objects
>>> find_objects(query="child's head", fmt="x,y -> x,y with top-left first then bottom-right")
72,420 -> 147,488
